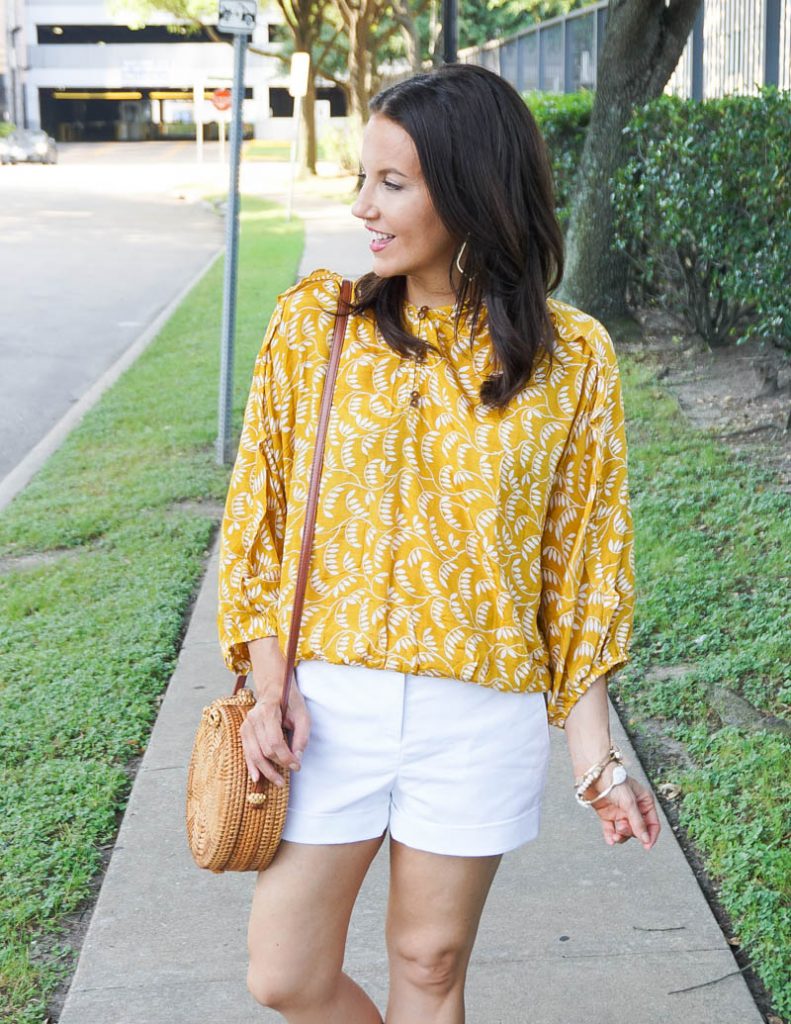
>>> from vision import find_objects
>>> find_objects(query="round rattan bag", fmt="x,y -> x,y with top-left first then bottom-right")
186,686 -> 290,873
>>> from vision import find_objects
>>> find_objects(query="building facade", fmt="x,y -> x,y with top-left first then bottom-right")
2,0 -> 345,139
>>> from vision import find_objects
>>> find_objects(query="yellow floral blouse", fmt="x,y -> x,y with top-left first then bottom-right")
218,269 -> 635,727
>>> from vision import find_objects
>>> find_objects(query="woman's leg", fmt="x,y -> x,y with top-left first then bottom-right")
247,835 -> 385,1023
384,837 -> 502,1024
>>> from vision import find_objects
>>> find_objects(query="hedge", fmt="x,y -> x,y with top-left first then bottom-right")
611,88 -> 790,350
524,90 -> 593,229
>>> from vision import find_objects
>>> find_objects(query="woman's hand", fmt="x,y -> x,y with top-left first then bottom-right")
562,675 -> 660,852
588,769 -> 661,851
241,637 -> 311,787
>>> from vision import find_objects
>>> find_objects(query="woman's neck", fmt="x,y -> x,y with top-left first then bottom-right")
404,272 -> 461,309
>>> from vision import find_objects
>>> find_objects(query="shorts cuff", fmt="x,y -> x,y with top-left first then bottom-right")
281,806 -> 388,846
389,802 -> 542,857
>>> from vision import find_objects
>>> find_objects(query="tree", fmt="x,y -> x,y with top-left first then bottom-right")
111,0 -> 343,174
333,0 -> 429,124
559,0 -> 704,319
276,1 -> 341,174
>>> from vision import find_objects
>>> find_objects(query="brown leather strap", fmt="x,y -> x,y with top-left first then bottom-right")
233,278 -> 353,717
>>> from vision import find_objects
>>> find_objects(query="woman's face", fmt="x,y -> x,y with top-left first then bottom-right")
351,113 -> 459,306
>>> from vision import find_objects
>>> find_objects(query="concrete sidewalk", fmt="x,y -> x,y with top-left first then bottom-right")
57,190 -> 762,1024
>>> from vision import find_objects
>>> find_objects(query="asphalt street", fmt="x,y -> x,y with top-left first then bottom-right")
0,142 -> 226,482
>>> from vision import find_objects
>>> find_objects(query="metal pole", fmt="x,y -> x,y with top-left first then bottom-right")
216,31 -> 247,465
442,0 -> 457,63
286,93 -> 302,222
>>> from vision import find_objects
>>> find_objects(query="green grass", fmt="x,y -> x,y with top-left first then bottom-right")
242,139 -> 292,161
0,196 -> 303,1024
610,357 -> 791,1017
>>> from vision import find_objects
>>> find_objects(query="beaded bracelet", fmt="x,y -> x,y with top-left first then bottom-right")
581,765 -> 629,807
574,744 -> 627,808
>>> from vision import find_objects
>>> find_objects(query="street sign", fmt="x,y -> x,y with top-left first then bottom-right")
218,0 -> 256,35
212,88 -> 232,110
288,52 -> 310,98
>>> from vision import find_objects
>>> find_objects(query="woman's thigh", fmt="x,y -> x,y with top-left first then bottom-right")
247,835 -> 385,993
385,836 -> 502,986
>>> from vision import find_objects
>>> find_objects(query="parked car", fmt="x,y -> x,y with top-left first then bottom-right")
7,129 -> 58,164
0,136 -> 11,164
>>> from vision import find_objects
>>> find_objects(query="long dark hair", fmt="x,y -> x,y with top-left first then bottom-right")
352,63 -> 564,410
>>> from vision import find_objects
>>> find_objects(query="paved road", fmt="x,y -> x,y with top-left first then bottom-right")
0,144 -> 226,482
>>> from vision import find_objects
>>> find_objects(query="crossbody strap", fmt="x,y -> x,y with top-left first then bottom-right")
233,278 -> 353,716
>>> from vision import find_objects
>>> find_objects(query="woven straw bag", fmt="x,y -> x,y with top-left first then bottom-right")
186,280 -> 352,873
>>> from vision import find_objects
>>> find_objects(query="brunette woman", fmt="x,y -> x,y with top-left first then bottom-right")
218,63 -> 660,1024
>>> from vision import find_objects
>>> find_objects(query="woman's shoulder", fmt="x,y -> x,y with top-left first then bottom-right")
275,268 -> 354,316
547,296 -> 618,375
265,269 -> 366,367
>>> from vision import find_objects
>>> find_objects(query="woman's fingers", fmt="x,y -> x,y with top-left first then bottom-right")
241,701 -> 293,785
601,818 -> 618,845
286,690 -> 311,761
240,676 -> 314,788
623,785 -> 652,846
594,779 -> 661,850
616,781 -> 660,849
636,789 -> 662,847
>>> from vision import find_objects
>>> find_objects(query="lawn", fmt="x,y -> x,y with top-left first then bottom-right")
610,353 -> 791,1018
0,196 -> 303,1023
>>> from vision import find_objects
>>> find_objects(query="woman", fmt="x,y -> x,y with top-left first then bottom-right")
218,64 -> 660,1023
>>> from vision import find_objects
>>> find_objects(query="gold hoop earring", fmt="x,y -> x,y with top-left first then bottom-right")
455,239 -> 468,276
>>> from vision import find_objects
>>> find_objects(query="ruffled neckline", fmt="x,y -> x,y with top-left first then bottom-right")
403,298 -> 459,318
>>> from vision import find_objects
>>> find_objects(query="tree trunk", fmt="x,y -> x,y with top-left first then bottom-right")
392,0 -> 423,74
346,8 -> 374,123
559,0 -> 703,320
279,1 -> 324,177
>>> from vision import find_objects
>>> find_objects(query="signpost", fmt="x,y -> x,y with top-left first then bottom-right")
286,51 -> 310,221
216,0 -> 256,465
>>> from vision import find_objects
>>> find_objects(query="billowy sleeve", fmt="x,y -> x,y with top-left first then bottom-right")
538,331 -> 635,727
217,301 -> 288,674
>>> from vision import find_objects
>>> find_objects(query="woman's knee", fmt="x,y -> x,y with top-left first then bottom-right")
246,956 -> 339,1012
389,934 -> 469,996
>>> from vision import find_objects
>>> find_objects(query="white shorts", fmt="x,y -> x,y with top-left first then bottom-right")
281,659 -> 551,857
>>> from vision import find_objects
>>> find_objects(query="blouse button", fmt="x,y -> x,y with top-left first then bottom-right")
410,389 -> 420,407
417,306 -> 429,320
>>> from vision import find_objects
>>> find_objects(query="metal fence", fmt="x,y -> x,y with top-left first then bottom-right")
460,0 -> 791,99
461,2 -> 607,93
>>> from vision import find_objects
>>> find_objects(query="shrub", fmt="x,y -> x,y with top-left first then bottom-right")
524,90 -> 593,229
612,88 -> 791,351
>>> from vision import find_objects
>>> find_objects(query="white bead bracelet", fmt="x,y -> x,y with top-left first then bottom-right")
575,764 -> 629,808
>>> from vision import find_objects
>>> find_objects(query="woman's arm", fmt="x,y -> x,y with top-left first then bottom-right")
564,674 -> 661,850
